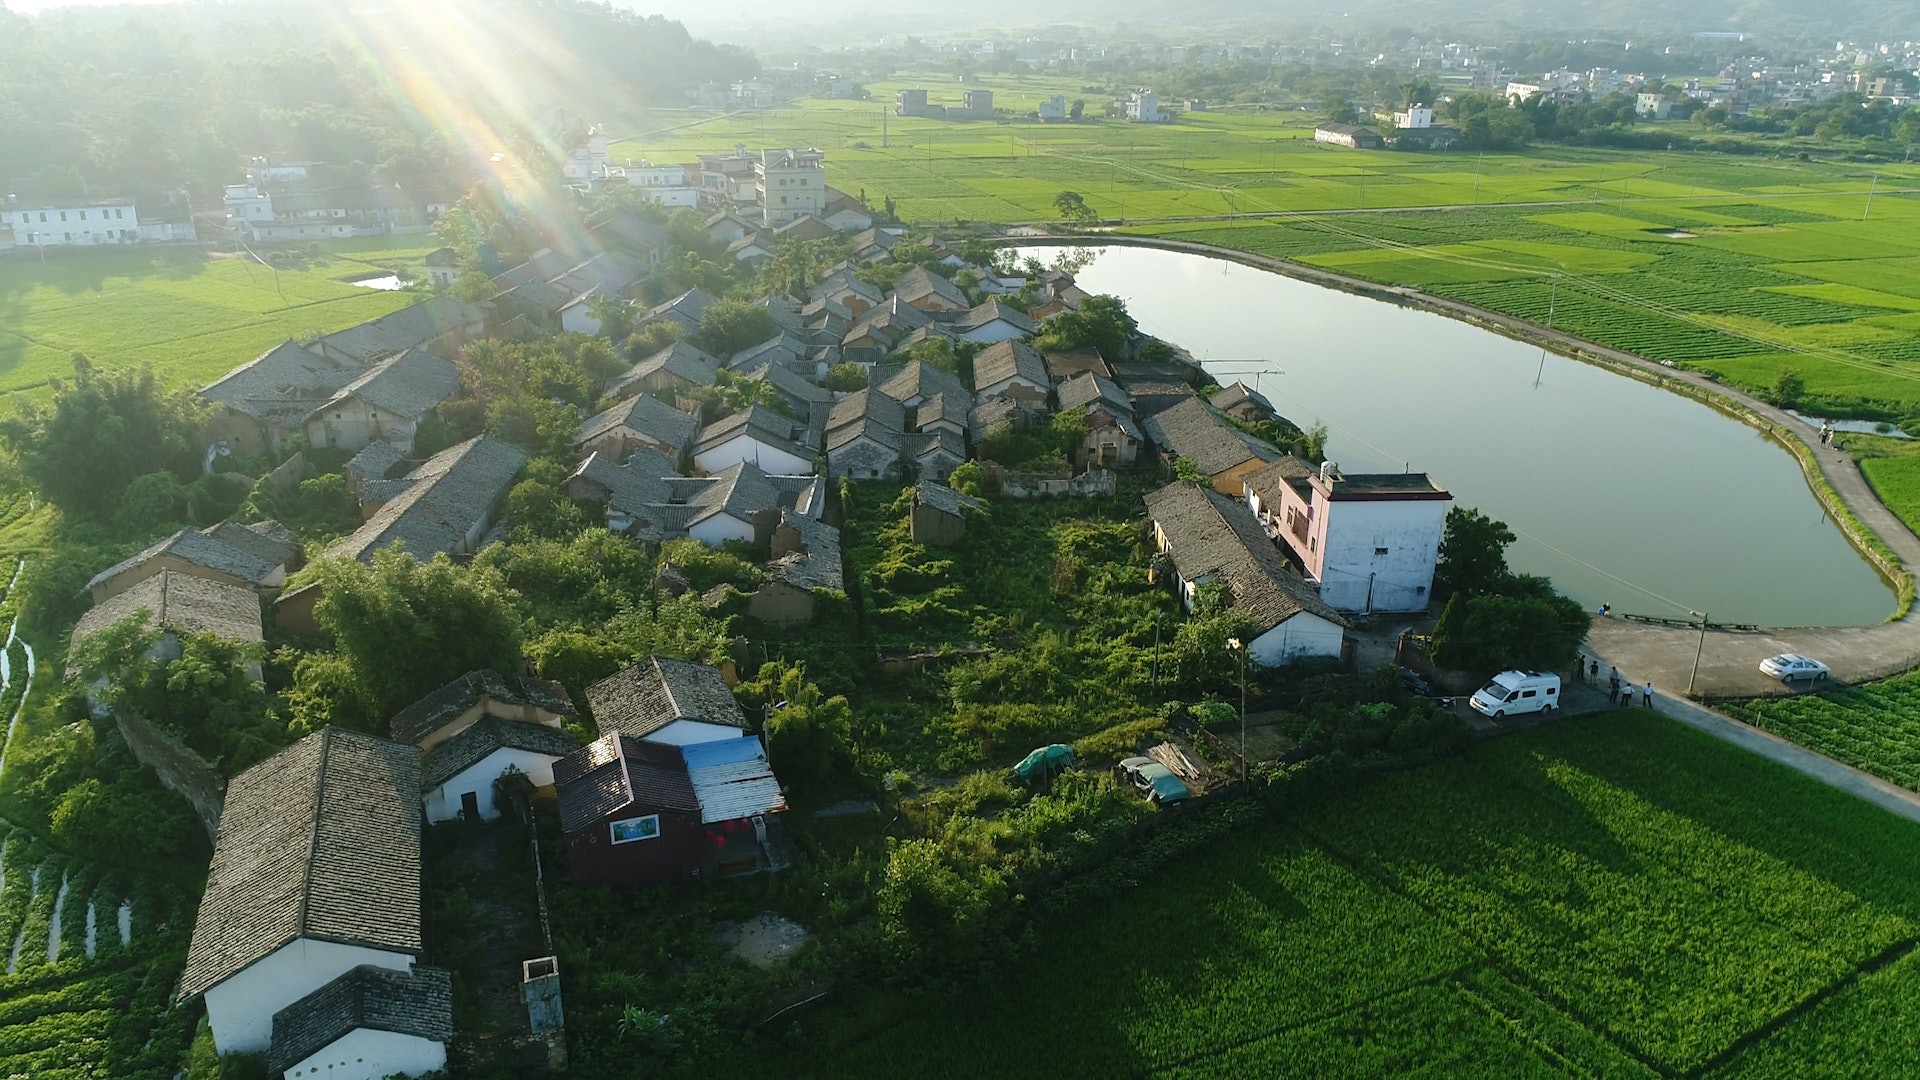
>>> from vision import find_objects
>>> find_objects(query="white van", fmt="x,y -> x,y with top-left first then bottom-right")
1469,670 -> 1561,718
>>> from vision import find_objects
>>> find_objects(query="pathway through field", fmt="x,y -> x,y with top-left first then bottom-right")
0,556 -> 37,782
46,871 -> 67,964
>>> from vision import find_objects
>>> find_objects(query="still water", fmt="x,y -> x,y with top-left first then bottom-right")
1016,244 -> 1894,627
347,273 -> 407,290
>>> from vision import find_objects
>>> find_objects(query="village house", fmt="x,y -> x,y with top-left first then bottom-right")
310,296 -> 487,367
749,511 -> 844,626
727,231 -> 776,264
200,342 -> 362,456
847,227 -> 903,264
970,395 -> 1044,447
893,266 -> 970,314
725,333 -> 813,376
573,395 -> 702,466
391,668 -> 576,750
67,571 -> 266,713
607,342 -> 722,404
822,188 -> 874,232
553,731 -> 788,889
179,727 -> 443,1059
874,360 -> 972,436
588,656 -> 751,745
841,297 -> 932,360
303,348 -> 460,453
1141,396 -> 1278,495
1313,123 -> 1385,149
423,247 -> 460,288
824,389 -> 909,480
84,520 -> 298,604
640,287 -> 721,336
972,340 -> 1053,406
910,481 -> 985,547
1209,381 -> 1281,425
1057,371 -> 1143,466
808,270 -> 884,317
420,716 -> 581,824
755,148 -> 826,228
568,452 -> 822,546
1244,459 -> 1452,613
0,196 -> 142,247
739,363 -> 835,424
773,215 -> 836,245
704,211 -> 757,247
691,405 -> 818,475
268,964 -> 453,1080
324,436 -> 527,564
951,300 -> 1036,345
1143,482 -> 1348,665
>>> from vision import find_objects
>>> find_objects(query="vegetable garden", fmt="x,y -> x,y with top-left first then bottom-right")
1720,669 -> 1920,791
727,712 -> 1920,1076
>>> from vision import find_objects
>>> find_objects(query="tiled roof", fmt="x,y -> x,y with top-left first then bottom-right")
327,435 -> 527,563
619,342 -> 721,392
726,333 -> 810,372
267,965 -> 453,1075
847,296 -> 932,338
915,481 -> 986,518
1210,380 -> 1277,416
1243,456 -> 1320,507
645,287 -> 720,329
179,727 -> 423,1000
1140,397 -> 1274,477
769,511 -> 844,592
1143,482 -> 1347,634
873,360 -> 970,408
205,520 -> 300,568
904,428 -> 966,466
1044,346 -> 1111,381
758,297 -> 805,331
305,347 -> 459,423
200,342 -> 357,424
694,405 -> 816,462
83,528 -> 287,596
1056,371 -> 1134,414
971,340 -> 1051,394
953,300 -> 1035,336
315,296 -> 485,365
825,390 -> 906,453
421,715 -> 580,790
554,734 -> 699,832
390,668 -> 576,746
576,394 -> 701,455
969,395 -> 1041,443
745,363 -> 834,410
69,570 -> 264,659
894,265 -> 967,309
344,440 -> 408,487
587,656 -> 748,740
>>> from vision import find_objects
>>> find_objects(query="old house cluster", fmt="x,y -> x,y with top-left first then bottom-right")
222,158 -> 453,242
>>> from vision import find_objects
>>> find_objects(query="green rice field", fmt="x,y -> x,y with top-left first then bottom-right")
733,712 -> 1920,1077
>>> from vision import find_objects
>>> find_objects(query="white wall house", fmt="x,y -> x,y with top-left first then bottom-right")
1039,95 -> 1068,121
621,162 -> 699,207
280,1025 -> 446,1080
645,717 -> 752,746
205,939 -> 416,1054
755,149 -> 826,227
692,432 -> 814,477
1125,89 -> 1161,122
1251,460 -> 1451,614
1393,105 -> 1435,128
424,746 -> 563,823
0,199 -> 140,247
687,509 -> 758,548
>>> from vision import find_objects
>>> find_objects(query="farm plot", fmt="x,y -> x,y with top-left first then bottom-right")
734,713 -> 1920,1077
1720,668 -> 1920,791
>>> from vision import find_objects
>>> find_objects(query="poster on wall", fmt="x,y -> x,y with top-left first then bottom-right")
609,814 -> 661,844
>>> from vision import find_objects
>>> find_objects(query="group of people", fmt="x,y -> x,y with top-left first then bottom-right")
1576,655 -> 1655,709
1819,420 -> 1838,446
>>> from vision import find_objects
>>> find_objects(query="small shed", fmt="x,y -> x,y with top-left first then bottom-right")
910,481 -> 986,548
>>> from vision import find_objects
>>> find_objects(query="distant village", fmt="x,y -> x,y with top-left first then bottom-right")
42,130 -> 1454,1078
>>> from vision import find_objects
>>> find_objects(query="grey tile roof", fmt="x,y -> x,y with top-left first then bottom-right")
327,435 -> 527,563
316,296 -> 486,365
69,570 -> 264,658
344,440 -> 408,487
1056,371 -> 1134,414
305,347 -> 459,423
491,248 -> 576,291
566,448 -> 680,527
576,394 -> 701,455
645,287 -> 720,330
745,363 -> 834,412
904,428 -> 966,468
769,511 -> 844,592
848,227 -> 900,255
1044,346 -> 1111,381
587,656 -> 748,740
1140,397 -> 1274,477
726,333 -> 810,372
758,297 -> 805,331
84,528 -> 287,596
268,965 -> 452,1075
953,299 -> 1035,336
200,341 -> 357,424
969,395 -> 1041,444
825,390 -> 907,454
390,669 -> 577,746
847,296 -> 931,339
873,360 -> 970,408
916,481 -> 986,518
1210,380 -> 1277,416
179,727 -> 423,1000
971,340 -> 1051,394
893,265 -> 967,309
1143,482 -> 1347,634
694,405 -> 817,462
420,715 -> 580,790
808,269 -> 885,307
618,342 -> 721,393
554,734 -> 698,832
1242,456 -> 1320,508
204,520 -> 300,568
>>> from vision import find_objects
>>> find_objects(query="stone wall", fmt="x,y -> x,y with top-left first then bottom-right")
114,709 -> 224,841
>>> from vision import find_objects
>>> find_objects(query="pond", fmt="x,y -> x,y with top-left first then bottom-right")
1013,244 -> 1894,628
346,273 -> 407,290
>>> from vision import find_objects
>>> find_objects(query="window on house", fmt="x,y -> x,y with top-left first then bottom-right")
38,212 -> 46,222
78,211 -> 86,220
59,211 -> 67,221
608,814 -> 661,844
1374,546 -> 1389,556
1309,536 -> 1316,552
63,233 -> 71,242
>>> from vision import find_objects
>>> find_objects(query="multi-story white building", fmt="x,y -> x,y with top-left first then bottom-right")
617,161 -> 698,207
1636,93 -> 1672,119
0,197 -> 141,248
754,149 -> 825,227
1125,88 -> 1161,122
1038,95 -> 1069,121
1244,459 -> 1452,614
1393,104 -> 1435,128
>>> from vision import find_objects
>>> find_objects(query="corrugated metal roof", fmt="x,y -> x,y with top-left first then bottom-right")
683,737 -> 786,823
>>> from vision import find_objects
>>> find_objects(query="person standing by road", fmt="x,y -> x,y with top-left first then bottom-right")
1643,682 -> 1655,708
1588,660 -> 1599,684
1608,669 -> 1620,700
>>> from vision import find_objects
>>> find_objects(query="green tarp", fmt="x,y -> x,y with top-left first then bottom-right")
1013,743 -> 1075,783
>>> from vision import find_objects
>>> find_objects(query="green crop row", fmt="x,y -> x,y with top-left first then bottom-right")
1721,674 -> 1920,791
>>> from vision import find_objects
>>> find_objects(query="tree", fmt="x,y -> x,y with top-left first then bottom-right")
1323,96 -> 1358,124
694,298 -> 777,357
1069,98 -> 1085,120
306,548 -> 526,716
1429,581 -> 1586,673
736,661 -> 852,789
1773,370 -> 1807,409
1037,293 -> 1137,361
0,355 -> 206,520
1435,506 -> 1516,600
1053,190 -> 1097,225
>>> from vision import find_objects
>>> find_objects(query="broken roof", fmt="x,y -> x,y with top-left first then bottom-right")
200,341 -> 357,425
915,480 -> 986,518
180,727 -> 423,1000
69,570 -> 264,659
390,668 -> 575,746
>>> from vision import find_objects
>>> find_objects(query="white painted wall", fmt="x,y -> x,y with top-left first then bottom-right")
2,202 -> 140,246
646,719 -> 746,746
204,939 -> 414,1055
1314,499 -> 1449,613
688,513 -> 756,548
977,376 -> 1049,404
423,747 -> 564,824
693,436 -> 814,477
281,1026 -> 446,1080
1249,612 -> 1345,665
957,322 -> 1026,345
561,303 -> 603,336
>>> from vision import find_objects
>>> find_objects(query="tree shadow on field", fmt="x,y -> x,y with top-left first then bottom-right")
0,246 -> 209,301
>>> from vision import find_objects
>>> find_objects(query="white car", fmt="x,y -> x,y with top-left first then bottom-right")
1760,654 -> 1830,683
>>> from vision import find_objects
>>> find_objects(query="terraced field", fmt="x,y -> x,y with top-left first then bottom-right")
733,713 -> 1920,1077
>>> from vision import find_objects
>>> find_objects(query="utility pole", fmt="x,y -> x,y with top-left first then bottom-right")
1865,173 -> 1878,220
1688,610 -> 1709,697
882,106 -> 888,148
1227,637 -> 1248,783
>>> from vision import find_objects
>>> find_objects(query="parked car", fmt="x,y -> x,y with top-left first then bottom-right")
1469,670 -> 1561,718
1116,757 -> 1190,806
1396,667 -> 1453,707
1760,654 -> 1830,683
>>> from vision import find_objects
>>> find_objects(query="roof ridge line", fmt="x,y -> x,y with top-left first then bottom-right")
295,726 -> 333,940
